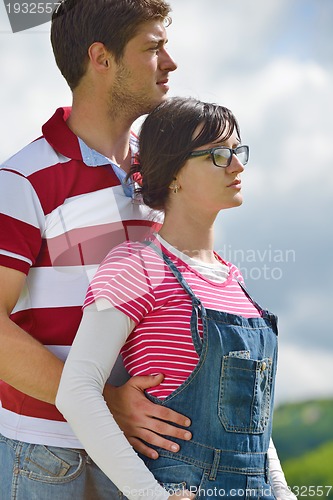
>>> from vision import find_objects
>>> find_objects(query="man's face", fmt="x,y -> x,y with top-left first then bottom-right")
108,19 -> 177,120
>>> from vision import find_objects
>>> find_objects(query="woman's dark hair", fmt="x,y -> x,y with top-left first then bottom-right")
132,97 -> 241,211
51,0 -> 171,90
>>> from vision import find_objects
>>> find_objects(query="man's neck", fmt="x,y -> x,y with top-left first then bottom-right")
67,97 -> 134,173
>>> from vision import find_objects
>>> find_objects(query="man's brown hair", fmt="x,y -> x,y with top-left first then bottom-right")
51,0 -> 171,90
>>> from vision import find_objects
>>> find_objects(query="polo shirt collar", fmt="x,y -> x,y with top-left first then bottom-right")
42,107 -> 82,160
42,106 -> 139,162
42,107 -> 140,198
79,138 -> 135,197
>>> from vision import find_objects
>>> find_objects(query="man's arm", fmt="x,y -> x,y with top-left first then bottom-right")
0,265 -> 64,404
0,265 -> 191,458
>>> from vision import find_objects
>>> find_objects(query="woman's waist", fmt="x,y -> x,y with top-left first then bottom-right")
146,439 -> 270,474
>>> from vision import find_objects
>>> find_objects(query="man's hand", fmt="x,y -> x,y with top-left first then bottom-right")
103,374 -> 192,459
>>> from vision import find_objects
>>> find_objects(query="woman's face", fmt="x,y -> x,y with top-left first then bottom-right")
173,126 -> 245,217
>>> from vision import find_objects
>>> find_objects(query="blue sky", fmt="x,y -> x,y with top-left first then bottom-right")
1,0 -> 332,405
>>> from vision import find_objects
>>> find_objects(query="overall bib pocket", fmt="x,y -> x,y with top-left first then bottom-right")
218,353 -> 273,434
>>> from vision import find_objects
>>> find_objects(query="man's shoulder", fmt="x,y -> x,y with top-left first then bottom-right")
1,135 -> 70,179
1,107 -> 74,178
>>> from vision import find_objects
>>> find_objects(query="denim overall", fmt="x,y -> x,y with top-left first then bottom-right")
142,246 -> 278,499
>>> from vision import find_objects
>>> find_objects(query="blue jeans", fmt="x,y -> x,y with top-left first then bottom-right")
0,433 -> 124,499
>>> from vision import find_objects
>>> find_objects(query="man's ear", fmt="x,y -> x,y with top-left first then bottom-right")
88,42 -> 114,74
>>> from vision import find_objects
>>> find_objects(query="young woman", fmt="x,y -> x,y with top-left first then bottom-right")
57,97 -> 293,500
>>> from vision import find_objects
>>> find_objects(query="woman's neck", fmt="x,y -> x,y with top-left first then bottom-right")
158,212 -> 216,264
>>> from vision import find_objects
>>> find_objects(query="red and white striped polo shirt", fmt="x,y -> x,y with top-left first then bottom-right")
0,107 -> 161,447
84,239 -> 262,399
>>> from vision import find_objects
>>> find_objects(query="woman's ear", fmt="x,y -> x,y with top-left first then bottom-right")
169,178 -> 180,194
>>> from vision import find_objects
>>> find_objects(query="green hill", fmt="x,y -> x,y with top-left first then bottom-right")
282,441 -> 333,498
272,399 -> 333,461
272,399 -> 333,498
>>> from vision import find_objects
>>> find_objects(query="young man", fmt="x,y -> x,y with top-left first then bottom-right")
0,1 -> 189,498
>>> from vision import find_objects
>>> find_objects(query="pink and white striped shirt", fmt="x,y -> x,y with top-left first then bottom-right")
84,237 -> 261,399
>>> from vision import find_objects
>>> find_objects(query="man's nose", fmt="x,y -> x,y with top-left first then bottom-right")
159,48 -> 177,72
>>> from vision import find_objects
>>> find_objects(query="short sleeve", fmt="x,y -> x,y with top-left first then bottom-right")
83,242 -> 163,325
0,169 -> 45,274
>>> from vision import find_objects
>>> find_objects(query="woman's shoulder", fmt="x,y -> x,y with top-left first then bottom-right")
224,259 -> 245,284
212,251 -> 244,282
102,240 -> 147,263
95,239 -> 164,278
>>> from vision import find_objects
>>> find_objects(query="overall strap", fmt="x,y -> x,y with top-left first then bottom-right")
236,278 -> 265,314
143,240 -> 206,354
143,241 -> 200,304
236,278 -> 278,333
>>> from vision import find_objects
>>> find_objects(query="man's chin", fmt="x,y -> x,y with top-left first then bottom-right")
145,96 -> 168,113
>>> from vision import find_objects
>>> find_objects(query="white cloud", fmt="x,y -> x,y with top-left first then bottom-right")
275,343 -> 333,405
167,0 -> 333,202
0,28 -> 70,162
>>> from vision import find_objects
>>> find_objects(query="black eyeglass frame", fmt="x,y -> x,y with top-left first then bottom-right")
188,145 -> 249,168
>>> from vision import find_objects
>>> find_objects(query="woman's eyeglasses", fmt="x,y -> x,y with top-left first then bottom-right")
188,145 -> 249,168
